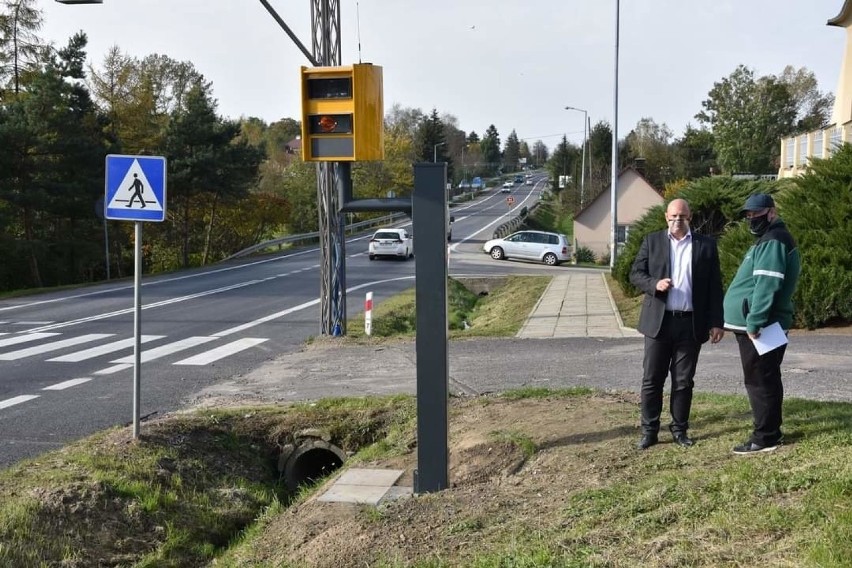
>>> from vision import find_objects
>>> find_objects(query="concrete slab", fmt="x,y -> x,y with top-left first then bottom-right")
317,468 -> 406,505
317,484 -> 389,505
336,468 -> 404,486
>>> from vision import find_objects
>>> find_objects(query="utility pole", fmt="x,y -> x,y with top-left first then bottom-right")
309,0 -> 347,336
259,0 -> 347,335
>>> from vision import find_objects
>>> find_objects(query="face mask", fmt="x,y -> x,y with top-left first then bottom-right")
748,213 -> 770,236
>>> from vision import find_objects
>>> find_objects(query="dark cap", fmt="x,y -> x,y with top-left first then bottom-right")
741,193 -> 775,213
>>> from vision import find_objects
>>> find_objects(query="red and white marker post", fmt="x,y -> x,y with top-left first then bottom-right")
365,291 -> 373,336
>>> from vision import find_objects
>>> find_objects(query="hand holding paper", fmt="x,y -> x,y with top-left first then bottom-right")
750,322 -> 788,355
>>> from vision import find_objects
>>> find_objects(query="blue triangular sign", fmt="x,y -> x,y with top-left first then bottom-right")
105,155 -> 167,222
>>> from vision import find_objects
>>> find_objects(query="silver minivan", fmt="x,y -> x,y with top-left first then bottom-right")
482,230 -> 571,266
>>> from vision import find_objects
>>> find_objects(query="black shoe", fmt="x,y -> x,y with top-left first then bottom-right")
672,433 -> 694,447
636,434 -> 658,450
732,440 -> 780,455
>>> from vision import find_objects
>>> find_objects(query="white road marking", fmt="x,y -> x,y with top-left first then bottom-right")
42,378 -> 91,391
110,336 -> 218,364
174,337 -> 269,365
0,332 -> 60,348
22,281 -> 262,334
212,276 -> 414,337
94,364 -> 132,375
0,395 -> 40,410
47,335 -> 165,362
214,300 -> 319,337
0,334 -> 113,361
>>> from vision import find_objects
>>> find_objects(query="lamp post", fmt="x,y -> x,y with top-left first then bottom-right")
433,142 -> 446,163
564,106 -> 588,208
610,0 -> 620,269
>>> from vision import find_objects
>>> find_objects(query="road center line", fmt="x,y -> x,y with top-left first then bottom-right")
0,395 -> 40,410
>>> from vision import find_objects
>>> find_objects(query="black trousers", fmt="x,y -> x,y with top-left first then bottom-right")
640,313 -> 700,436
735,332 -> 786,446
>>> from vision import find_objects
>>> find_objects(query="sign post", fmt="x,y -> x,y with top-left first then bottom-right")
105,154 -> 167,438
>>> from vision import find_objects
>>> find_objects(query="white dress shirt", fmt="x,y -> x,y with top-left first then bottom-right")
666,231 -> 693,312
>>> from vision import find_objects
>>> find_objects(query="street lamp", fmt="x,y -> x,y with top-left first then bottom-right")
564,106 -> 588,207
460,142 -> 469,184
610,0 -> 620,269
433,142 -> 446,163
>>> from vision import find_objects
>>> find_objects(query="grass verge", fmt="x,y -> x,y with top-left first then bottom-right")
606,272 -> 641,329
346,275 -> 550,339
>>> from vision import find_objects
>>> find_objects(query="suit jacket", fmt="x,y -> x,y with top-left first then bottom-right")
629,230 -> 724,343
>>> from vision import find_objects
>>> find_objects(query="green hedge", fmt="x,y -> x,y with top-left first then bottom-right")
781,145 -> 852,327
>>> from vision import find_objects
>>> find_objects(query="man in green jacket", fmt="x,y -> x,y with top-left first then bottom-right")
723,193 -> 801,455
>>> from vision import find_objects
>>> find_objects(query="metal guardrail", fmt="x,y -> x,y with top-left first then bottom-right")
224,212 -> 407,260
492,202 -> 540,239
226,186 -> 498,261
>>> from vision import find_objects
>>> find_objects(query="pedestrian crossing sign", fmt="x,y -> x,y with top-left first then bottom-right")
105,154 -> 167,222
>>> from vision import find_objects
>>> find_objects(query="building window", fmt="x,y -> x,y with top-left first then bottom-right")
797,135 -> 807,166
832,126 -> 843,149
813,131 -> 823,159
785,139 -> 794,166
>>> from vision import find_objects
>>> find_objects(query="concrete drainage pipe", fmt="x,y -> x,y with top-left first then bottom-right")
279,436 -> 347,491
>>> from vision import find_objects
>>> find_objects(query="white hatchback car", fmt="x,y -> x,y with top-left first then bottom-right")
482,230 -> 571,266
368,228 -> 413,260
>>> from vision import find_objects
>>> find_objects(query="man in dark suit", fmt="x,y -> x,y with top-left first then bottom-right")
630,198 -> 724,450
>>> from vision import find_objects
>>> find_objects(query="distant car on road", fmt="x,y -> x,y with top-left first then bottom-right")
368,228 -> 413,261
458,180 -> 471,189
501,181 -> 513,193
482,230 -> 571,266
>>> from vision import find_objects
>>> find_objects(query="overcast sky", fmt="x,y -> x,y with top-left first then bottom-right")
39,0 -> 845,150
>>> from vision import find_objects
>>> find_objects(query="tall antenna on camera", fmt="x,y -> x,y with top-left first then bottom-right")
355,0 -> 362,63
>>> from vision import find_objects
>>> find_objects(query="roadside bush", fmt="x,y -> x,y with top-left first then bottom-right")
575,246 -> 596,264
782,144 -> 852,327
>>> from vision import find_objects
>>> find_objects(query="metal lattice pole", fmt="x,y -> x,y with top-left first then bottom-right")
311,0 -> 346,336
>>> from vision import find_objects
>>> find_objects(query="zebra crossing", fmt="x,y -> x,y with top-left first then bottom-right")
0,331 -> 269,411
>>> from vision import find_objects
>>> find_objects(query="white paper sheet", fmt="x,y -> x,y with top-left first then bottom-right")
751,322 -> 789,355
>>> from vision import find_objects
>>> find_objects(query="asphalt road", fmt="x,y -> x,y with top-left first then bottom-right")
0,176 -> 550,467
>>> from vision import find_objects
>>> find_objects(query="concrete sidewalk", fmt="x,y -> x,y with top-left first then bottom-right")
517,272 -> 641,339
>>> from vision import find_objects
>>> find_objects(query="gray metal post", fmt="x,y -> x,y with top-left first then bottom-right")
412,162 -> 449,493
104,219 -> 110,280
132,222 -> 142,438
611,0 -> 620,269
